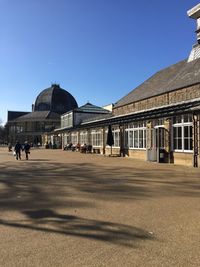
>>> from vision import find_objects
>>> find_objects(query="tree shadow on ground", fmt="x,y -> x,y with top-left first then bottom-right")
0,160 -> 200,213
0,159 -> 199,246
0,209 -> 153,247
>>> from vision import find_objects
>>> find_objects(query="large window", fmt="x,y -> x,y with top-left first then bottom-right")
63,133 -> 70,146
61,113 -> 73,128
91,130 -> 102,147
125,122 -> 146,149
173,115 -> 193,152
113,129 -> 120,147
80,131 -> 88,145
71,132 -> 78,145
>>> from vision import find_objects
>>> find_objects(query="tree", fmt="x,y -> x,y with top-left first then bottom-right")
0,121 -> 8,144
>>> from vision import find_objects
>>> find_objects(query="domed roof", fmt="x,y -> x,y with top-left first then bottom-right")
34,84 -> 78,114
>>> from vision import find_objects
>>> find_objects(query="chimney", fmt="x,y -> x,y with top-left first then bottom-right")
188,4 -> 200,62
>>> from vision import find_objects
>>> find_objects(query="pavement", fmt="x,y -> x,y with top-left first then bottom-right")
0,147 -> 200,267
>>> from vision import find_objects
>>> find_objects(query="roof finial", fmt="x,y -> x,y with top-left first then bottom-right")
188,3 -> 200,44
51,83 -> 60,88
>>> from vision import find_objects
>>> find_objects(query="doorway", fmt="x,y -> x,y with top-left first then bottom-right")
147,126 -> 168,163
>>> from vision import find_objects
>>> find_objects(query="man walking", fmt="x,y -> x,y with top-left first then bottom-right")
14,141 -> 22,160
24,141 -> 31,160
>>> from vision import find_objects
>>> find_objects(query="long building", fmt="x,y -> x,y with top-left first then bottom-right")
51,3 -> 200,167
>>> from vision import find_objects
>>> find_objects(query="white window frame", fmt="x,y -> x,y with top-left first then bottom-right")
80,131 -> 88,145
125,122 -> 146,150
113,129 -> 120,148
71,132 -> 78,145
91,130 -> 102,147
63,133 -> 70,146
173,115 -> 193,153
61,112 -> 73,128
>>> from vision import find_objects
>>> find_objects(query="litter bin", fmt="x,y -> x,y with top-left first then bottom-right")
159,149 -> 165,163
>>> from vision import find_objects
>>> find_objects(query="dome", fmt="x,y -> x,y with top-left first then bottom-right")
34,84 -> 78,114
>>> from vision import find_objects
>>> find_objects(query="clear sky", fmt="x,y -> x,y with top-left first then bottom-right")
0,0 -> 198,124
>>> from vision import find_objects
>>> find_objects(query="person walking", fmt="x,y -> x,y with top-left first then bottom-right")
24,141 -> 31,160
8,143 -> 12,152
14,141 -> 22,160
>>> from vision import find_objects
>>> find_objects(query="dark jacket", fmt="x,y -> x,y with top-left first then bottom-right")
24,143 -> 30,152
15,143 -> 22,152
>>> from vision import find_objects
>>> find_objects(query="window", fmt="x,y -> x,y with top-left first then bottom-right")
63,134 -> 70,146
61,112 -> 73,128
91,130 -> 102,147
113,130 -> 120,147
134,130 -> 138,148
125,122 -> 146,149
139,129 -> 146,148
16,125 -> 23,133
80,131 -> 88,145
71,132 -> 78,145
128,130 -> 133,148
173,115 -> 193,152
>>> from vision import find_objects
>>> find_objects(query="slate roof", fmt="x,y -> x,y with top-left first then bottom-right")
74,102 -> 110,114
115,58 -> 200,108
13,111 -> 61,121
7,111 -> 30,121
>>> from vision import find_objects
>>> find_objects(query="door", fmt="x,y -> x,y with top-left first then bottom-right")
147,127 -> 167,162
147,128 -> 157,162
156,127 -> 165,163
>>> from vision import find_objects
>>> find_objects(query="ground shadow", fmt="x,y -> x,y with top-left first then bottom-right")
0,157 -> 199,247
0,209 -> 153,247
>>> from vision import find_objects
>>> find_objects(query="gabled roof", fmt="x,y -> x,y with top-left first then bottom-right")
74,102 -> 110,114
13,111 -> 60,121
115,58 -> 200,108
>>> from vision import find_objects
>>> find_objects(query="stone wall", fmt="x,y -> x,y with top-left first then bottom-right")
173,152 -> 193,167
168,84 -> 200,104
127,150 -> 146,160
113,84 -> 200,116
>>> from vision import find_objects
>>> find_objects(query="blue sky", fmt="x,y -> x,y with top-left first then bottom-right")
0,0 -> 198,124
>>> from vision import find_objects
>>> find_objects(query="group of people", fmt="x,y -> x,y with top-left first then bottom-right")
9,141 -> 31,160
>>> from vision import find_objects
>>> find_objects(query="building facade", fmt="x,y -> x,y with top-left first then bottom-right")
7,3 -> 200,167
7,84 -> 78,145
47,102 -> 112,149
52,4 -> 200,167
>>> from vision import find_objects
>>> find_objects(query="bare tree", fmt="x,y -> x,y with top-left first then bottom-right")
0,121 -> 8,144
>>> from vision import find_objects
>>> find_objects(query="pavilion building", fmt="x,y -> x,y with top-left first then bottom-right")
7,3 -> 200,167
52,3 -> 200,167
7,84 -> 78,145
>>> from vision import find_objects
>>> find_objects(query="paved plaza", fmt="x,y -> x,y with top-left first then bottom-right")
0,147 -> 200,267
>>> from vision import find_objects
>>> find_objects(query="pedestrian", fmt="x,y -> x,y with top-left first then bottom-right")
24,141 -> 31,160
14,141 -> 22,160
8,143 -> 12,152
